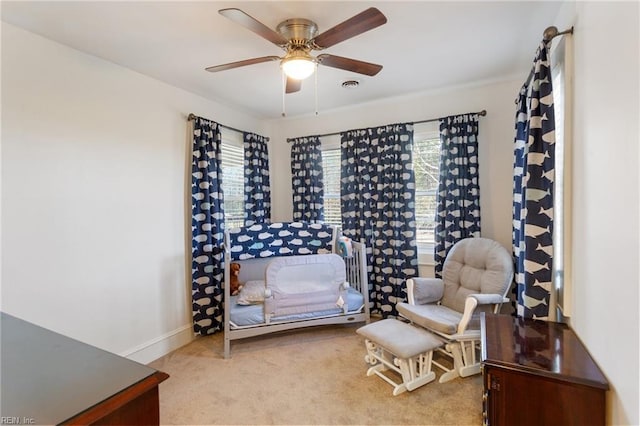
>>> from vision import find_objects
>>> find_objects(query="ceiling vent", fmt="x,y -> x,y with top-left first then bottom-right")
341,79 -> 361,89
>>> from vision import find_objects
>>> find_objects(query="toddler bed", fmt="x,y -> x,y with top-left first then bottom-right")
223,222 -> 370,358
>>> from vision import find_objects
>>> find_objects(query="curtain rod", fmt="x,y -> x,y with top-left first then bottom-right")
543,25 -> 574,42
521,26 -> 574,91
286,109 -> 487,142
187,113 -> 269,142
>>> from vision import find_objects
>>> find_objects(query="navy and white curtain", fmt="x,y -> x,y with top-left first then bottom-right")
434,114 -> 482,277
191,117 -> 225,335
513,40 -> 555,319
243,132 -> 271,226
341,123 -> 418,317
290,136 -> 324,223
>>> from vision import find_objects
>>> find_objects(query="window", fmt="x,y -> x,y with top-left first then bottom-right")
550,36 -> 572,320
321,148 -> 342,226
413,122 -> 441,253
318,129 -> 441,254
221,132 -> 244,230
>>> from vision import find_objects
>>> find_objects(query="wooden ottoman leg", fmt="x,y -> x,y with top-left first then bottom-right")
357,320 -> 443,395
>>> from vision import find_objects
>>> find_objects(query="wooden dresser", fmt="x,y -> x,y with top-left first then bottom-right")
0,312 -> 169,425
480,313 -> 609,426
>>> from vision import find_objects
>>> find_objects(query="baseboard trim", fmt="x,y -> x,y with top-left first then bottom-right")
120,324 -> 195,365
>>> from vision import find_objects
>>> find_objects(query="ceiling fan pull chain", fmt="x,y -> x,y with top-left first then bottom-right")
314,63 -> 319,116
282,70 -> 287,117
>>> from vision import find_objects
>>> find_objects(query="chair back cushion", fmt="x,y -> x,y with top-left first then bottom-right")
441,238 -> 513,313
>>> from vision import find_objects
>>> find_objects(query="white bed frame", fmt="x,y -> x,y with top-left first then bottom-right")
223,238 -> 370,359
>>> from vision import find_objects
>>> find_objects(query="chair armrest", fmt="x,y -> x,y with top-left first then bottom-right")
457,294 -> 511,333
468,294 -> 509,305
406,277 -> 444,305
457,297 -> 479,334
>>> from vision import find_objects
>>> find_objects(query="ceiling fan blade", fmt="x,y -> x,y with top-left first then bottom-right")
205,56 -> 280,73
317,54 -> 383,76
313,8 -> 387,49
219,8 -> 287,47
286,77 -> 302,94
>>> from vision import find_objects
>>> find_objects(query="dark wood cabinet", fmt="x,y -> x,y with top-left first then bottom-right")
1,312 -> 169,425
481,313 -> 609,426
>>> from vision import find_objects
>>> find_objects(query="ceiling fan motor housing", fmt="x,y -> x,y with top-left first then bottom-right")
276,18 -> 318,48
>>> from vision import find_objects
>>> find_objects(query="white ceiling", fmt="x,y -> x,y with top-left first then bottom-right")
1,1 -> 564,119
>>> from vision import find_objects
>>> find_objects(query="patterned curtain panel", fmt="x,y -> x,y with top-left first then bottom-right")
340,123 -> 418,317
434,114 -> 482,278
243,132 -> 271,226
513,40 -> 556,319
191,117 -> 225,335
290,136 -> 324,223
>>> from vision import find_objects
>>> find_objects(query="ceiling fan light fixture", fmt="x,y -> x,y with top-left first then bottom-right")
281,51 -> 316,80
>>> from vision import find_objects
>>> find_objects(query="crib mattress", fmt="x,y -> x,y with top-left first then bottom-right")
229,287 -> 365,328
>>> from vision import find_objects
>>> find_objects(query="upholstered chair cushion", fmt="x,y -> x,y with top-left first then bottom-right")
440,238 -> 513,313
412,278 -> 444,305
397,303 -> 462,335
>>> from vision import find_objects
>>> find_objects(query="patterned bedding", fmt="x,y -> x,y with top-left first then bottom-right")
227,222 -> 334,260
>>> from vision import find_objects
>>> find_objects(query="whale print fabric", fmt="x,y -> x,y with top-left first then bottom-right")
243,132 -> 271,226
290,136 -> 324,223
513,40 -> 556,319
340,123 -> 418,317
227,222 -> 334,261
434,113 -> 482,278
191,117 -> 225,336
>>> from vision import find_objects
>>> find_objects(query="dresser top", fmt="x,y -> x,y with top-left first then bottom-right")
481,313 -> 609,389
0,312 -> 161,424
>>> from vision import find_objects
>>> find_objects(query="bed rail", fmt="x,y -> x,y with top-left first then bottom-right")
345,241 -> 370,318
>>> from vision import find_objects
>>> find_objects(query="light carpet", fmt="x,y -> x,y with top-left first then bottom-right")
148,322 -> 482,425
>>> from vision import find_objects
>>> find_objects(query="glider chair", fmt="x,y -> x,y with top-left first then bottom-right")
397,237 -> 513,383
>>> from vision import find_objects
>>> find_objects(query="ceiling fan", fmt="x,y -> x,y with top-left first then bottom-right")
206,7 -> 387,94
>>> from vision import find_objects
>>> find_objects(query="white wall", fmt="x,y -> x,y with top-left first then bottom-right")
1,23 -> 266,363
266,77 -> 522,276
554,2 -> 639,424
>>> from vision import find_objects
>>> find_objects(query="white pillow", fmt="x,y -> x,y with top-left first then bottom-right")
236,280 -> 267,305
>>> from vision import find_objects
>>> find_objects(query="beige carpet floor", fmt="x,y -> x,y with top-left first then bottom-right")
149,322 -> 482,425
